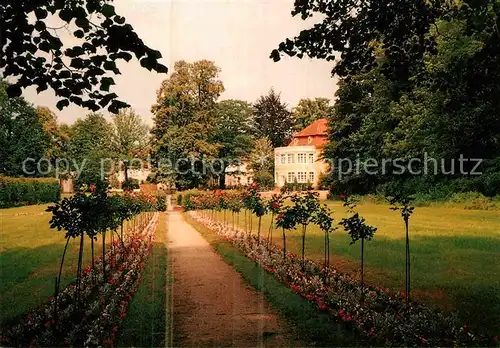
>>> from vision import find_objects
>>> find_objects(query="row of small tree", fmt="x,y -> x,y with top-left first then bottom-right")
185,185 -> 415,303
47,187 -> 161,318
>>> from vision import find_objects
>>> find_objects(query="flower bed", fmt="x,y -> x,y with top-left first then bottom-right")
189,211 -> 492,347
0,213 -> 159,347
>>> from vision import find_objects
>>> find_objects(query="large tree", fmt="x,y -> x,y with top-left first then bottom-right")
111,108 -> 149,182
68,113 -> 114,188
151,60 -> 224,188
0,80 -> 50,176
252,89 -> 294,148
292,97 -> 333,131
248,137 -> 275,189
210,99 -> 254,188
1,0 -> 168,112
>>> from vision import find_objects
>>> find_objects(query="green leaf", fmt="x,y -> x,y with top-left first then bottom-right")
35,8 -> 48,20
35,21 -> 46,31
39,41 -> 51,53
58,9 -> 73,22
59,71 -> 71,79
102,4 -> 116,18
56,99 -> 70,110
6,85 -> 22,98
114,16 -> 126,24
70,58 -> 84,69
100,77 -> 115,91
103,61 -> 117,71
74,30 -> 84,38
75,17 -> 89,28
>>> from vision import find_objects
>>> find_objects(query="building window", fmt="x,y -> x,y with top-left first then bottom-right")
287,153 -> 295,164
280,154 -> 286,164
297,153 -> 306,163
287,172 -> 296,183
309,153 -> 315,163
308,172 -> 315,183
298,172 -> 307,183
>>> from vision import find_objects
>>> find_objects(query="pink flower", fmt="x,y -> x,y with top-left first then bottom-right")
90,184 -> 97,193
339,194 -> 346,200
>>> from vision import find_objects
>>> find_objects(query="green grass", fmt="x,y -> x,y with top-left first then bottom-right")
0,204 -> 135,327
211,201 -> 500,336
184,213 -> 357,347
118,213 -> 169,347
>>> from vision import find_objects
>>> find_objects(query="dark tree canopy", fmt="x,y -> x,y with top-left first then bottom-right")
0,80 -> 50,176
252,88 -> 294,148
271,0 -> 443,81
1,0 -> 168,112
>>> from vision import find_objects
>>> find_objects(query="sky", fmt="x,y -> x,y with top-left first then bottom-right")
23,0 -> 338,126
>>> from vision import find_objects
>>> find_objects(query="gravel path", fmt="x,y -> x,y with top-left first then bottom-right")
167,211 -> 302,347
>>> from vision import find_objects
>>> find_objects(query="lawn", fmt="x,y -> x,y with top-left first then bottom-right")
211,201 -> 500,336
0,204 -> 135,327
118,212 -> 170,347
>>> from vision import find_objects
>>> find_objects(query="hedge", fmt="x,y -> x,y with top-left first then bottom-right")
0,176 -> 61,208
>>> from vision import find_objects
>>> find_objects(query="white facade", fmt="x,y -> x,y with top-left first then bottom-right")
115,169 -> 151,183
274,145 -> 323,187
225,163 -> 253,187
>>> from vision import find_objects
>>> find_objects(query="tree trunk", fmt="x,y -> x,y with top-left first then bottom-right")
301,224 -> 307,270
405,219 -> 410,304
91,237 -> 95,283
102,231 -> 106,282
55,237 -> 71,321
267,212 -> 274,246
282,228 -> 286,260
76,234 -> 84,304
244,209 -> 247,233
361,237 -> 365,299
257,215 -> 262,244
219,166 -> 227,189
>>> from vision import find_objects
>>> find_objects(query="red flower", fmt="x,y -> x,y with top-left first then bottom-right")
272,202 -> 280,209
90,184 -> 97,193
339,194 -> 346,200
49,296 -> 55,301
369,327 -> 375,336
420,337 -> 428,345
113,325 -> 119,332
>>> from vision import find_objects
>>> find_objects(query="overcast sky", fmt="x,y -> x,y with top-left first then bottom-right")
23,0 -> 337,126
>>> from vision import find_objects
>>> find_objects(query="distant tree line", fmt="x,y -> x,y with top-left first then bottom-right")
272,0 -> 500,198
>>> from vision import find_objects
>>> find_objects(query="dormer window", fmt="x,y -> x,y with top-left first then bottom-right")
294,138 -> 298,145
308,136 -> 313,144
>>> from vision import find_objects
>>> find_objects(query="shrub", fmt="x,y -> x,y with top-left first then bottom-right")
252,171 -> 275,191
154,192 -> 167,211
0,176 -> 60,208
121,178 -> 140,191
176,193 -> 183,206
182,193 -> 198,211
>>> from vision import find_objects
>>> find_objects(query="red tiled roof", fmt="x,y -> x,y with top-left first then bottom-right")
287,118 -> 328,148
291,136 -> 327,147
295,118 -> 328,137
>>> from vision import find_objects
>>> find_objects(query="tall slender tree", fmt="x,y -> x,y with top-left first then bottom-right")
252,89 -> 294,148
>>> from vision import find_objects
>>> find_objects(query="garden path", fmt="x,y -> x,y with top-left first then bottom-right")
167,211 -> 301,347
